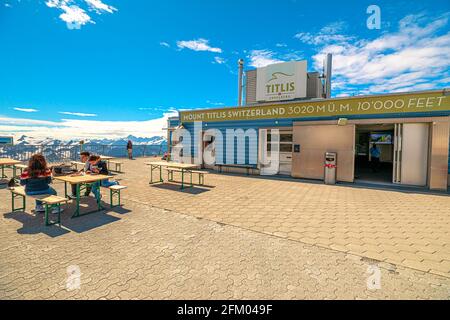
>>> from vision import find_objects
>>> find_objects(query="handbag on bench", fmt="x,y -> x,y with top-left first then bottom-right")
7,178 -> 16,189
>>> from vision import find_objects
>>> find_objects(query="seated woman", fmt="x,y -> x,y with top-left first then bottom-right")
20,154 -> 62,213
87,155 -> 119,200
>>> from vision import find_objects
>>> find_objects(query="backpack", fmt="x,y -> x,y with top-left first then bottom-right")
7,178 -> 16,189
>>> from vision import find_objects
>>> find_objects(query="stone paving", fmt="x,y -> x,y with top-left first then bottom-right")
123,158 -> 450,278
0,158 -> 449,299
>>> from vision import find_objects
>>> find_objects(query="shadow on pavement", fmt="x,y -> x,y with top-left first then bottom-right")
4,210 -> 70,237
151,183 -> 212,195
3,197 -> 132,237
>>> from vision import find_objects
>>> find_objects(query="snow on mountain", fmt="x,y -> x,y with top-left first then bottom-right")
12,135 -> 167,146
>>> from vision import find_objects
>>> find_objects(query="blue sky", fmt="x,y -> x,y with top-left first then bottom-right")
0,0 -> 449,139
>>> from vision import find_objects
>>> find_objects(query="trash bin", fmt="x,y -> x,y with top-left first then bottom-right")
324,152 -> 337,185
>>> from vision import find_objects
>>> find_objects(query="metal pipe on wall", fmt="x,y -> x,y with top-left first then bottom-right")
238,59 -> 244,106
325,53 -> 332,99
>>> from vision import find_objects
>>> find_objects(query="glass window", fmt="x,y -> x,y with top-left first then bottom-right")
280,144 -> 293,152
280,134 -> 293,143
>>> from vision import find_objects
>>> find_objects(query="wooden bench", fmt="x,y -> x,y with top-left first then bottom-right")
10,186 -> 69,226
13,164 -> 28,181
107,160 -> 123,173
216,164 -> 255,176
166,168 -> 209,186
103,185 -> 127,207
14,164 -> 27,174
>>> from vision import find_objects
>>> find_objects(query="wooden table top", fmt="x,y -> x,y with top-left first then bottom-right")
54,174 -> 113,184
145,161 -> 199,169
99,155 -> 115,160
0,158 -> 22,165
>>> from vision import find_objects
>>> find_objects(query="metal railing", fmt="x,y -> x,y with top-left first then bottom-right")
0,144 -> 166,163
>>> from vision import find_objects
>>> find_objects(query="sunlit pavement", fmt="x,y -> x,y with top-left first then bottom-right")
1,157 -> 449,299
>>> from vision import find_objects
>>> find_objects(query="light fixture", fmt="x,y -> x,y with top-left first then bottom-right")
337,118 -> 348,126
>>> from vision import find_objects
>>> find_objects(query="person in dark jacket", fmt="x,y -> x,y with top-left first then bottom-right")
87,155 -> 119,200
70,151 -> 92,199
127,140 -> 133,159
20,154 -> 60,213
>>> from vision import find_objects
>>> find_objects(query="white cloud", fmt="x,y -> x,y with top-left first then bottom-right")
85,0 -> 116,14
58,111 -> 98,117
13,108 -> 39,113
307,13 -> 450,95
206,100 -> 225,106
160,42 -> 170,48
176,39 -> 222,53
0,111 -> 178,141
46,0 -> 92,26
295,33 -> 353,46
213,56 -> 226,64
45,0 -> 117,28
295,21 -> 353,46
320,21 -> 347,34
248,50 -> 284,68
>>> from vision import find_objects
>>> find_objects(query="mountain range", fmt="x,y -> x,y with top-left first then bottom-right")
14,135 -> 167,146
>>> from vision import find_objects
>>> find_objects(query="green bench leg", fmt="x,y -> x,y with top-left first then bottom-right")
11,193 -> 26,212
110,189 -> 121,208
44,203 -> 61,226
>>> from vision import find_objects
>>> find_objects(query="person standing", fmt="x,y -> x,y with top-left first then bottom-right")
370,143 -> 381,173
126,140 -> 133,160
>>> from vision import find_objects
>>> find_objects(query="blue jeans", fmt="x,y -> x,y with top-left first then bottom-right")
26,187 -> 57,206
91,180 -> 119,200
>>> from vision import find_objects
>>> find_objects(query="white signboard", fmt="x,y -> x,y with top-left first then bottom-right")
256,60 -> 307,102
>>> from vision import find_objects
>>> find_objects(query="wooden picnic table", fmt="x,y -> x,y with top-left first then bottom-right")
0,158 -> 22,183
98,155 -> 114,160
54,173 -> 113,218
98,155 -> 115,171
145,161 -> 199,189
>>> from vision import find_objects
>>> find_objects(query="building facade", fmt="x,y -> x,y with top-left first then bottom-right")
168,89 -> 450,191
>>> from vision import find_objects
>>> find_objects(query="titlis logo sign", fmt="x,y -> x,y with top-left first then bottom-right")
265,72 -> 296,96
256,60 -> 307,102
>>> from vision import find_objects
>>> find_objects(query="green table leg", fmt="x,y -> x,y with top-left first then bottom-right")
64,182 -> 68,198
181,169 -> 184,189
72,183 -> 81,218
95,181 -> 102,211
149,165 -> 164,184
12,166 -> 17,181
45,204 -> 50,226
149,165 -> 153,184
71,182 -> 105,218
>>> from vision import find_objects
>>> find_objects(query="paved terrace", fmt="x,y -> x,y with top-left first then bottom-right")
0,157 -> 449,299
